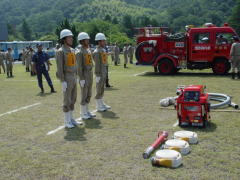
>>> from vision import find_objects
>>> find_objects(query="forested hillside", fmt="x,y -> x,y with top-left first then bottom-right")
0,0 -> 238,41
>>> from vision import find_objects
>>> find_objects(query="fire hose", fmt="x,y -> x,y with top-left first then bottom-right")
143,131 -> 168,159
160,93 -> 239,110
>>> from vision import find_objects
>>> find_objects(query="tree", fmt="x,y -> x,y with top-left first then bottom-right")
104,14 -> 112,22
21,19 -> 32,40
55,19 -> 78,47
229,0 -> 240,34
112,17 -> 119,24
122,15 -> 134,38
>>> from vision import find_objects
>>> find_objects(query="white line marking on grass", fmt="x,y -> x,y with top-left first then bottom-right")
0,103 -> 41,118
46,110 -> 98,135
173,121 -> 179,127
5,80 -> 59,82
133,71 -> 147,76
47,125 -> 65,135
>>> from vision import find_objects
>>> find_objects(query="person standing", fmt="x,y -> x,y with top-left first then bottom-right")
29,48 -> 35,76
93,33 -> 111,111
32,44 -> 56,94
56,29 -> 81,128
127,44 -> 134,64
25,47 -> 31,72
114,43 -> 120,66
21,48 -> 26,66
0,50 -> 6,74
76,32 -> 96,119
123,44 -> 129,68
5,48 -> 14,78
230,36 -> 240,79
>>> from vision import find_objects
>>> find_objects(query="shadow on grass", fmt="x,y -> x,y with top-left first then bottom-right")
140,72 -> 230,78
36,92 -> 53,97
105,87 -> 119,91
98,110 -> 119,120
180,121 -> 217,133
84,118 -> 102,129
64,126 -> 87,141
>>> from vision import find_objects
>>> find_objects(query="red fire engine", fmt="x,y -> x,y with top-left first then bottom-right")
176,85 -> 210,127
135,23 -> 238,75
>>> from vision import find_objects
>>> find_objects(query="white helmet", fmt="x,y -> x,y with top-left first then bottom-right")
60,29 -> 73,39
95,33 -> 106,41
78,32 -> 90,41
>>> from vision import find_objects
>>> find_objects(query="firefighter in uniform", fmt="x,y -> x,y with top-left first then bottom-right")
127,44 -> 134,64
22,48 -> 26,66
230,36 -> 240,79
26,47 -> 35,75
0,50 -> 6,74
114,43 -> 120,66
93,33 -> 111,111
76,32 -> 96,119
123,44 -> 129,68
5,48 -> 14,78
32,44 -> 56,94
56,29 -> 81,128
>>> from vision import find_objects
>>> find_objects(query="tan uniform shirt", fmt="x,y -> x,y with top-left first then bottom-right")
5,52 -> 13,65
0,52 -> 5,64
93,46 -> 108,78
56,45 -> 77,82
76,46 -> 93,82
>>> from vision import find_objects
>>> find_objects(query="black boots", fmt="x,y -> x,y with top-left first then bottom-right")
10,72 -> 13,77
124,64 -> 127,68
232,73 -> 236,79
40,87 -> 44,94
7,72 -> 9,78
106,79 -> 112,88
238,72 -> 240,79
50,85 -> 56,93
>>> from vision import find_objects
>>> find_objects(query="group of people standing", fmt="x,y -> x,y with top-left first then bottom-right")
110,43 -> 135,68
56,29 -> 111,128
0,48 -> 14,77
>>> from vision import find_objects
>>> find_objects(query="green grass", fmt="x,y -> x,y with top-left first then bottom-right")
0,56 -> 240,180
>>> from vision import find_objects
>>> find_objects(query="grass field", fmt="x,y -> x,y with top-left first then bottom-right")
0,57 -> 240,180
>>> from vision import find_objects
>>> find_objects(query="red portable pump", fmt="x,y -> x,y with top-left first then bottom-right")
176,85 -> 210,127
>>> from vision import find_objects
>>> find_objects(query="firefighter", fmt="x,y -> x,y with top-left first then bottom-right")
32,44 -> 56,94
56,29 -> 80,128
105,44 -> 112,88
25,47 -> 31,72
93,33 -> 111,111
0,50 -> 6,74
29,48 -> 35,76
123,44 -> 128,68
76,32 -> 96,119
5,48 -> 14,78
22,48 -> 26,66
230,36 -> 240,79
110,44 -> 115,62
114,43 -> 120,66
127,44 -> 134,64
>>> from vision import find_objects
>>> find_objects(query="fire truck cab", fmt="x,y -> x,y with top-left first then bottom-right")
176,85 -> 210,127
135,23 -> 238,75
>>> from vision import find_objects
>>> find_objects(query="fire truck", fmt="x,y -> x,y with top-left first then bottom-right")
176,85 -> 210,127
135,23 -> 238,75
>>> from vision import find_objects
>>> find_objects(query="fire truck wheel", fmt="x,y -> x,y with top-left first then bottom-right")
135,41 -> 157,65
212,59 -> 230,75
158,59 -> 176,75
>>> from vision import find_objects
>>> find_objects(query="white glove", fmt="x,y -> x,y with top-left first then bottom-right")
80,80 -> 85,87
96,77 -> 101,83
62,81 -> 67,92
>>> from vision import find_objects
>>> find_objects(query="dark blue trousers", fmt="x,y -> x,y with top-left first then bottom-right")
36,66 -> 53,89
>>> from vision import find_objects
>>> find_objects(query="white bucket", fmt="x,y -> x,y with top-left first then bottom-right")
174,131 -> 198,144
152,149 -> 182,168
164,139 -> 190,155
